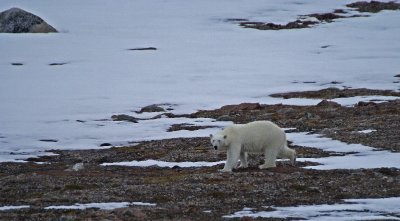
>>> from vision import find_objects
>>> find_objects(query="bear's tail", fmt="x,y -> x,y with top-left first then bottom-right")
280,145 -> 296,166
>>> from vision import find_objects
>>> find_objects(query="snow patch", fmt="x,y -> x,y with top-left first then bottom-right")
224,197 -> 400,220
101,159 -> 225,168
0,205 -> 30,211
288,132 -> 400,169
45,202 -> 156,210
357,129 -> 377,134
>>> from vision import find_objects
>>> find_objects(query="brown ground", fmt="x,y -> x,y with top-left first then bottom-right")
0,87 -> 399,220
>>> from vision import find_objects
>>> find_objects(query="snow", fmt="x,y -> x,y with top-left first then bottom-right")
357,129 -> 377,134
1,0 -> 399,162
45,202 -> 156,210
1,3 -> 399,220
224,197 -> 400,220
287,132 -> 400,169
101,159 -> 225,168
0,205 -> 30,211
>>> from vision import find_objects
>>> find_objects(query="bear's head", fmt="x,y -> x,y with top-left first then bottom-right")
210,133 -> 229,151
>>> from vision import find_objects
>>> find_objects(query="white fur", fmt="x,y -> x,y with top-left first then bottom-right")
210,121 -> 296,172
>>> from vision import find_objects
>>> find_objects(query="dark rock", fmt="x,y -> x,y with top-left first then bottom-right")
240,20 -> 317,30
394,74 -> 400,78
100,143 -> 112,147
346,1 -> 400,13
39,139 -> 58,143
0,8 -> 57,33
11,62 -> 24,66
111,114 -> 138,123
49,62 -> 68,66
307,13 -> 345,22
128,47 -> 157,51
356,101 -> 377,107
137,104 -> 166,113
225,18 -> 249,23
334,9 -> 348,14
220,103 -> 262,112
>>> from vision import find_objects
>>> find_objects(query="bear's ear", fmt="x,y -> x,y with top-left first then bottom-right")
223,135 -> 227,139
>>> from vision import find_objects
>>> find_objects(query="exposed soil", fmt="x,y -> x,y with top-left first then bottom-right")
1,87 -> 399,220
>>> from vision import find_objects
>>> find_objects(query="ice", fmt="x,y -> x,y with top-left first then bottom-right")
225,197 -> 400,220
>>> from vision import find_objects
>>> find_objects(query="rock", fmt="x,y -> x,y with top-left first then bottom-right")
39,139 -> 58,142
128,47 -> 157,51
137,104 -> 166,113
317,100 -> 341,108
346,1 -> 400,13
49,62 -> 68,66
0,8 -> 57,33
277,108 -> 296,115
111,114 -> 138,123
356,101 -> 377,107
100,143 -> 112,147
220,103 -> 262,112
72,163 -> 84,171
307,12 -> 345,22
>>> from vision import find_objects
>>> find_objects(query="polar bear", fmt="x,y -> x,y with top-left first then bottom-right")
210,121 -> 296,172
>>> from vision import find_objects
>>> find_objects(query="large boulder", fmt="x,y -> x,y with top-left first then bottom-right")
0,7 -> 57,33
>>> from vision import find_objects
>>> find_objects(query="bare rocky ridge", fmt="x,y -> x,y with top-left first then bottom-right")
0,88 -> 399,220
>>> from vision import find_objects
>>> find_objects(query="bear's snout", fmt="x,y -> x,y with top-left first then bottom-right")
214,146 -> 218,150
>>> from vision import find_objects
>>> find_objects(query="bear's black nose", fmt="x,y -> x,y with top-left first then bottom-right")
214,146 -> 218,150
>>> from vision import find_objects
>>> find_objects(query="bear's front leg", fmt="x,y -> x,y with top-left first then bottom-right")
220,145 -> 240,172
238,151 -> 248,168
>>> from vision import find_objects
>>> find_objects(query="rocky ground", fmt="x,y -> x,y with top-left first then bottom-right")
0,87 -> 399,220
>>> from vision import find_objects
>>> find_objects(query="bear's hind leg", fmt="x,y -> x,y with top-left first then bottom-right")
259,148 -> 278,169
238,151 -> 248,168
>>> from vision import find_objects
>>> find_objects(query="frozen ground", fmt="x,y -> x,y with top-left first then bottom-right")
1,0 -> 400,162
